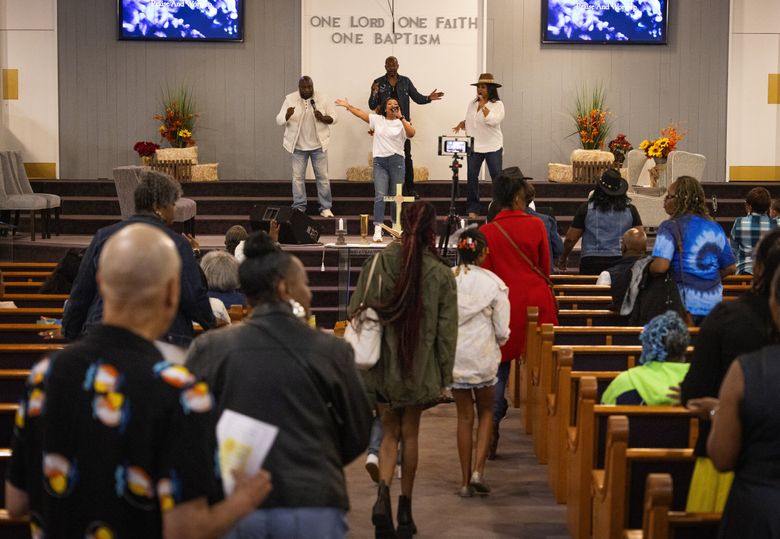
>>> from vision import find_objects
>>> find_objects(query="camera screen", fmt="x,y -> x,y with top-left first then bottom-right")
445,140 -> 467,154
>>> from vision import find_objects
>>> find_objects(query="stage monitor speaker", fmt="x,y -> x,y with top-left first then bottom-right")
249,205 -> 321,244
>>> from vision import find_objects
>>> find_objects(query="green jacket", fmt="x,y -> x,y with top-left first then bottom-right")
348,242 -> 458,408
601,362 -> 690,406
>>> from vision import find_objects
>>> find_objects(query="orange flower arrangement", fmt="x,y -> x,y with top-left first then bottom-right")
570,84 -> 612,150
153,85 -> 198,148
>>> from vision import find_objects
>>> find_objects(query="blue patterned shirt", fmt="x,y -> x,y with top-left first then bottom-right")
730,213 -> 778,275
652,215 -> 735,316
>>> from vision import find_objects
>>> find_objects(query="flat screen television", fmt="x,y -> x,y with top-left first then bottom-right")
118,0 -> 244,42
542,1 -> 668,45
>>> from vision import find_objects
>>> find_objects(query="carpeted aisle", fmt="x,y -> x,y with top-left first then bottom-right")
345,405 -> 568,538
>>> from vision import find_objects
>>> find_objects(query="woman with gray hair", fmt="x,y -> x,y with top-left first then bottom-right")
200,250 -> 247,308
63,170 -> 215,346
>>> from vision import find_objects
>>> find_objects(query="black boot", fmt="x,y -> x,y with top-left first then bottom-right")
372,481 -> 396,539
396,495 -> 417,538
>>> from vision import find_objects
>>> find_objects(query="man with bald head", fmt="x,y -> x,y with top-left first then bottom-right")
596,226 -> 648,309
369,56 -> 444,198
276,75 -> 337,217
7,224 -> 271,539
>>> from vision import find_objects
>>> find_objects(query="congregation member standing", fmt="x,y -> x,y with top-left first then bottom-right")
479,167 -> 558,459
730,186 -> 777,275
368,56 -> 444,199
558,168 -> 643,275
187,231 -> 372,539
649,176 -> 736,324
348,201 -> 457,539
336,96 -> 416,242
63,171 -> 215,347
686,266 -> 780,538
450,228 -> 510,497
276,75 -> 337,218
680,228 -> 780,513
6,224 -> 271,538
524,182 -> 563,265
452,73 -> 505,219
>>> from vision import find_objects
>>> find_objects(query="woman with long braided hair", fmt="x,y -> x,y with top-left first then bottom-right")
649,176 -> 736,324
348,201 -> 457,539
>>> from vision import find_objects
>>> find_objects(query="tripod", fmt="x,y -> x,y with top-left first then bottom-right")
438,153 -> 463,257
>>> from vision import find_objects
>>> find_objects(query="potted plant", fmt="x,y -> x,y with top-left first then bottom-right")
638,124 -> 686,189
570,84 -> 611,150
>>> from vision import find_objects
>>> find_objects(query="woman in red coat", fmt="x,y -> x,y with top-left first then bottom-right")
480,167 -> 558,458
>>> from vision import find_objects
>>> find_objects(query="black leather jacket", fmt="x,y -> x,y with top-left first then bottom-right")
186,302 -> 371,510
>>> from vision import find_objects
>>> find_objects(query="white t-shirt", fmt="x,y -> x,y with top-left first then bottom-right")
295,102 -> 321,151
369,113 -> 407,158
464,99 -> 505,153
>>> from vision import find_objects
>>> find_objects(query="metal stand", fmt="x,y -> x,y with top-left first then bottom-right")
437,153 -> 463,257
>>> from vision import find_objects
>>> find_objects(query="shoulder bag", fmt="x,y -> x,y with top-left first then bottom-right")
344,253 -> 383,369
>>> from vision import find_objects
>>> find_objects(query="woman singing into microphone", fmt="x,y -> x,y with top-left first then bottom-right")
335,97 -> 415,242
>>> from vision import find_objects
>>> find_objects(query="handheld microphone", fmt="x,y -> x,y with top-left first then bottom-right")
310,99 -> 317,111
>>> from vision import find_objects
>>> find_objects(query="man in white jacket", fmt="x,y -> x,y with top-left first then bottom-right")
276,76 -> 337,217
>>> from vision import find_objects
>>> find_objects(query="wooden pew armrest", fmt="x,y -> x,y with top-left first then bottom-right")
546,393 -> 556,415
592,469 -> 606,496
623,531 -> 642,539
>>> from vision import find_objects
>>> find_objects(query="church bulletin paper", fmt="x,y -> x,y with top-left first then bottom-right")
301,0 -> 485,182
217,409 -> 279,495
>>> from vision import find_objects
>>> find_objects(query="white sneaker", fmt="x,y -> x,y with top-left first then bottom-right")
365,453 -> 380,483
373,225 -> 384,242
320,208 -> 335,218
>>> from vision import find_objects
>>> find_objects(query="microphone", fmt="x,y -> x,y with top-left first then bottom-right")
310,99 -> 317,111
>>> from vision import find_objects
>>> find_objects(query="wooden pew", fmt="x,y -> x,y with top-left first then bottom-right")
547,348 -> 619,503
1,294 -> 67,309
565,379 -> 696,539
551,274 -> 752,286
0,324 -> 65,344
534,342 -> 646,463
624,474 -> 721,539
591,416 -> 696,539
3,282 -> 44,294
557,309 -> 627,326
520,307 -> 540,433
554,283 -> 747,298
0,308 -> 63,325
0,344 -> 63,369
554,326 -> 699,347
0,263 -> 56,271
0,371 -> 31,404
1,271 -> 51,282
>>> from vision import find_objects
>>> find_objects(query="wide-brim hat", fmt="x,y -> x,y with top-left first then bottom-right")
499,166 -> 533,181
471,72 -> 502,88
597,168 -> 628,197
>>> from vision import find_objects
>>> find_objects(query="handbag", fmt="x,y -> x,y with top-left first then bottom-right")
493,221 -> 559,313
344,253 -> 383,369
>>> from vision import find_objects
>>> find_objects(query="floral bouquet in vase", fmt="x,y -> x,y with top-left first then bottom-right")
607,134 -> 632,167
154,84 -> 198,148
639,125 -> 685,161
133,141 -> 160,165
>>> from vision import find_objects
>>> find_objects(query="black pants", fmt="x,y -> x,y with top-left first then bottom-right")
403,139 -> 414,192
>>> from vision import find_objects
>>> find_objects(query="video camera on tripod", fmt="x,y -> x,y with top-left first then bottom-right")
437,136 -> 473,256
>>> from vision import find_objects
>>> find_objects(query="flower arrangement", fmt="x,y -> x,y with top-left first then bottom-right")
154,84 -> 198,148
133,141 -> 160,158
607,133 -> 633,165
639,125 -> 686,160
570,84 -> 612,150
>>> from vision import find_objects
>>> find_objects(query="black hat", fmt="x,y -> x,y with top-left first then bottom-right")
499,166 -> 533,181
597,168 -> 628,197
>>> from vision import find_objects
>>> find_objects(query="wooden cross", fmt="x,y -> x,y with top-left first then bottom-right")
383,183 -> 416,233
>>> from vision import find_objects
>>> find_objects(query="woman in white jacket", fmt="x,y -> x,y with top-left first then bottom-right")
451,228 -> 510,497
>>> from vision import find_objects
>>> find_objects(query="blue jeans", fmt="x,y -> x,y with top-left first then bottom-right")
223,507 -> 347,539
291,148 -> 332,213
466,148 -> 503,214
372,154 -> 405,226
493,360 -> 511,425
368,414 -> 383,456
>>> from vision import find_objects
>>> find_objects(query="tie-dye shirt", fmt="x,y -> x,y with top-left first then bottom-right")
652,215 -> 735,316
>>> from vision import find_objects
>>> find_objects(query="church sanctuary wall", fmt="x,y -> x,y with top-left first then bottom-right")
0,0 -> 59,179
488,0 -> 730,182
59,1 -> 729,182
58,1 -> 300,180
727,0 -> 780,181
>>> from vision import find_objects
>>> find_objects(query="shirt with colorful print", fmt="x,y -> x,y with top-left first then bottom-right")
652,215 -> 735,317
7,324 -> 218,539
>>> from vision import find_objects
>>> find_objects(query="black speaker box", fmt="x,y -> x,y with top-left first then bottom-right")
249,205 -> 321,244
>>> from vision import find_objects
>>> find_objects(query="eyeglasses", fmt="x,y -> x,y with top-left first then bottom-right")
664,194 -> 677,201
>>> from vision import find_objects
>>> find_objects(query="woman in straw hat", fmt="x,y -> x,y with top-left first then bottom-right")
453,73 -> 505,220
